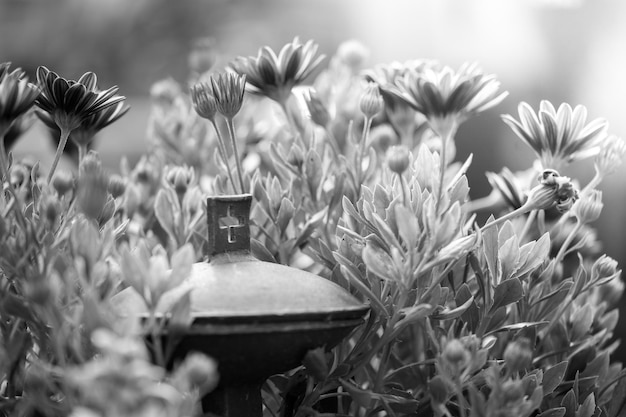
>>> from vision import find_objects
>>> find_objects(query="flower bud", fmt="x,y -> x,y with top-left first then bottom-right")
371,124 -> 398,154
190,83 -> 218,121
503,338 -> 532,374
150,78 -> 182,107
52,170 -> 75,196
595,135 -> 626,177
360,83 -> 384,119
500,379 -> 524,405
387,145 -> 411,174
166,166 -> 195,196
573,189 -> 603,224
429,375 -> 449,404
188,37 -> 218,75
336,40 -> 370,71
40,193 -> 61,227
524,169 -> 578,213
210,72 -> 246,119
175,352 -> 219,394
77,153 -> 109,221
304,91 -> 331,127
442,338 -> 470,370
591,255 -> 619,283
108,174 -> 126,199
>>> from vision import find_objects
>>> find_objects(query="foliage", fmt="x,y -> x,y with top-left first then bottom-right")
0,38 -> 625,417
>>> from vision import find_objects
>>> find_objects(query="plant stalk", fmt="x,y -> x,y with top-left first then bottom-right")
47,128 -> 71,184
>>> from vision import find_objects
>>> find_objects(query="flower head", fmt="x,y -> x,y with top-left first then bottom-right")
595,135 -> 626,178
190,82 -> 218,121
502,101 -> 608,170
0,65 -> 40,132
572,189 -> 603,224
230,37 -> 325,105
383,62 -> 508,126
210,72 -> 246,119
359,82 -> 384,119
387,145 -> 411,174
304,90 -> 330,127
524,169 -> 578,213
35,66 -> 125,133
485,167 -> 527,210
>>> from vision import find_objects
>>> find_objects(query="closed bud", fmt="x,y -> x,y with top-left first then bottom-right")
371,124 -> 398,154
442,338 -> 470,370
429,375 -> 449,404
336,40 -> 370,71
360,83 -> 384,119
166,166 -> 195,196
174,353 -> 219,395
387,145 -> 411,174
188,37 -> 218,75
52,170 -> 74,196
503,338 -> 532,374
304,91 -> 330,127
573,189 -> 603,224
500,379 -> 525,405
150,78 -> 182,107
591,254 -> 619,283
77,153 -> 109,220
190,83 -> 218,121
108,174 -> 126,199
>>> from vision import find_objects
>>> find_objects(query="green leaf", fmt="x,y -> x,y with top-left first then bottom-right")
561,389 -> 577,417
339,265 -> 388,318
455,283 -> 479,331
513,233 -> 550,279
340,378 -> 375,409
490,277 -> 523,313
394,205 -> 419,250
578,393 -> 596,417
250,238 -> 277,263
538,408 -> 566,417
431,295 -> 475,320
362,243 -> 398,282
499,235 -> 520,282
543,361 -> 568,396
608,370 -> 626,417
275,197 -> 295,233
154,188 -> 179,243
304,149 -> 323,194
482,215 -> 499,283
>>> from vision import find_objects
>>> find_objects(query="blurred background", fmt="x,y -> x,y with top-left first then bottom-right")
2,0 -> 626,354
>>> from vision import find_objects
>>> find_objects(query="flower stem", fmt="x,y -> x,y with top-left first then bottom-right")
209,119 -> 237,194
356,116 -> 373,191
434,121 -> 458,214
47,128 -> 71,184
225,117 -> 246,194
77,143 -> 87,169
481,205 -> 529,232
554,218 -> 581,263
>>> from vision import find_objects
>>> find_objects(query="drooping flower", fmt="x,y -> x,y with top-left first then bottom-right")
230,37 -> 325,105
35,66 -> 126,182
501,101 -> 608,170
525,169 -> 578,213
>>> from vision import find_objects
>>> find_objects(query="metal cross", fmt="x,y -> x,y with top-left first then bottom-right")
219,204 -> 245,243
